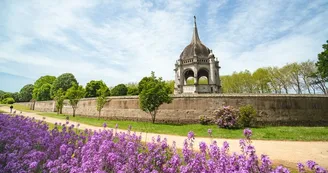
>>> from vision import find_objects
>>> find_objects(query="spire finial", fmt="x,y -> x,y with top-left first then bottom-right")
194,16 -> 196,27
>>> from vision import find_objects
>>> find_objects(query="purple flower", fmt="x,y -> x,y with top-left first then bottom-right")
207,129 -> 212,136
187,131 -> 195,140
103,122 -> 107,128
306,160 -> 317,170
29,161 -> 38,170
66,120 -> 69,124
297,163 -> 305,173
115,123 -> 118,129
199,142 -> 207,153
243,128 -> 252,139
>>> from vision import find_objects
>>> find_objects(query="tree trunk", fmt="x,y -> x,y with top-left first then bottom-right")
73,108 -> 76,117
98,110 -> 101,120
60,107 -> 62,114
151,112 -> 156,124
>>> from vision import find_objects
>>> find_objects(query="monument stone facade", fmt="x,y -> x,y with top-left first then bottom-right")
174,16 -> 221,94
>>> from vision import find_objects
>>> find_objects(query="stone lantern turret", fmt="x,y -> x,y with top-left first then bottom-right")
174,16 -> 221,94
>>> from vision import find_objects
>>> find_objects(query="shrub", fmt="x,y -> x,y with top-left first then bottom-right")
239,104 -> 257,127
1,97 -> 15,104
214,106 -> 239,129
199,115 -> 212,125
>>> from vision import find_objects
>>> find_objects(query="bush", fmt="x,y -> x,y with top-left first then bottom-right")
214,106 -> 239,129
239,104 -> 257,127
199,115 -> 212,125
1,97 -> 15,104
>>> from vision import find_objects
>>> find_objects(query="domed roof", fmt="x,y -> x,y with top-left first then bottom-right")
180,16 -> 211,60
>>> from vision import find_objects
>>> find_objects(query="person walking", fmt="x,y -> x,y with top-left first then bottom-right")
10,105 -> 13,113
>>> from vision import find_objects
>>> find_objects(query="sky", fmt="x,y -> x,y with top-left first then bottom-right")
0,0 -> 328,92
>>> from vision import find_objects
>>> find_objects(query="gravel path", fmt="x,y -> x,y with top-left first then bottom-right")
1,106 -> 327,168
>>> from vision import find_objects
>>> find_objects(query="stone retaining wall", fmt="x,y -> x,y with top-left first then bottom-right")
16,94 -> 328,126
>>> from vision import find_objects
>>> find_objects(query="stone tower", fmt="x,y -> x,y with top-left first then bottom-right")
174,16 -> 221,94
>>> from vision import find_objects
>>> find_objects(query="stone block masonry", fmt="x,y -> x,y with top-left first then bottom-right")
16,94 -> 328,126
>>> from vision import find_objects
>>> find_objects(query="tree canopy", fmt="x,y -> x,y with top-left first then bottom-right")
139,72 -> 172,123
316,40 -> 328,79
111,84 -> 128,96
33,75 -> 56,101
19,84 -> 34,102
85,80 -> 110,98
51,73 -> 78,97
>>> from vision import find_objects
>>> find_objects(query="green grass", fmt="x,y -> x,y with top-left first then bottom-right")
37,112 -> 328,141
4,104 -> 328,141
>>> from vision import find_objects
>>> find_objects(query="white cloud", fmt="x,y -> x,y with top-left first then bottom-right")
0,0 -> 327,91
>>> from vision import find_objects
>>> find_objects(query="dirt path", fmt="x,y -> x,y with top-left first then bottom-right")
1,106 -> 327,168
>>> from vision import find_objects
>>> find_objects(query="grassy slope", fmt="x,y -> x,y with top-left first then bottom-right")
8,104 -> 328,141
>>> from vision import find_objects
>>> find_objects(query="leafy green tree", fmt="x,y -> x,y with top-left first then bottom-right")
138,77 -> 153,93
65,84 -> 85,117
284,63 -> 303,94
35,83 -> 52,101
19,84 -> 34,102
299,60 -> 316,94
85,80 -> 110,98
127,85 -> 139,95
139,72 -> 172,123
165,80 -> 175,94
33,75 -> 56,100
252,68 -> 271,93
316,40 -> 328,79
51,73 -> 78,97
278,65 -> 292,94
96,85 -> 108,119
54,88 -> 65,114
111,84 -> 128,96
10,92 -> 20,102
267,67 -> 283,94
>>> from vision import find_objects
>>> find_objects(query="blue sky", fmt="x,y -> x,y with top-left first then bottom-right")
0,0 -> 328,92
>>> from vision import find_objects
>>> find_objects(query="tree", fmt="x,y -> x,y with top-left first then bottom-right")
85,80 -> 110,98
284,63 -> 303,94
10,92 -> 20,102
65,84 -> 85,117
139,72 -> 172,123
316,40 -> 328,79
165,80 -> 175,94
299,61 -> 316,94
278,65 -> 292,94
53,88 -> 65,114
19,84 -> 34,102
111,84 -> 128,96
267,67 -> 283,94
51,73 -> 78,97
127,84 -> 139,95
96,85 -> 108,119
33,75 -> 56,101
252,68 -> 271,93
36,83 -> 52,101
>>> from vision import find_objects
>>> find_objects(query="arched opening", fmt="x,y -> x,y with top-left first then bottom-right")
184,69 -> 194,85
198,69 -> 209,84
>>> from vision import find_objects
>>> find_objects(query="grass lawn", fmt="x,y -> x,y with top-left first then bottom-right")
6,104 -> 328,141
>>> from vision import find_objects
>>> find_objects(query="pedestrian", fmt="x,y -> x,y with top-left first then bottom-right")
10,105 -> 13,113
